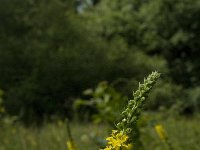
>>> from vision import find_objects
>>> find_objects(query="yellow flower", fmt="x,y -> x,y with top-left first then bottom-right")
102,130 -> 130,150
66,140 -> 77,150
155,124 -> 168,141
103,146 -> 112,150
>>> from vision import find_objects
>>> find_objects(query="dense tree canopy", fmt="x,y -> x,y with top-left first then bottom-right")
0,0 -> 199,122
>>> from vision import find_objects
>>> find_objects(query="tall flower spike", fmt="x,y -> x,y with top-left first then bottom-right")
66,119 -> 77,150
102,71 -> 160,150
116,71 -> 161,138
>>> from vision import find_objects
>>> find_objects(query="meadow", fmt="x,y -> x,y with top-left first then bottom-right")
1,1 -> 200,149
0,114 -> 199,150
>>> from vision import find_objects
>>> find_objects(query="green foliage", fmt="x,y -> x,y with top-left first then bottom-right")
138,0 -> 200,87
0,89 -> 5,115
0,0 -> 34,89
0,0 -> 200,122
74,82 -> 127,124
147,80 -> 183,110
185,87 -> 200,113
83,0 -> 200,87
1,0 -> 111,122
0,89 -> 18,127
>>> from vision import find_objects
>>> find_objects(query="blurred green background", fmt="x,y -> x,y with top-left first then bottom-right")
0,0 -> 200,149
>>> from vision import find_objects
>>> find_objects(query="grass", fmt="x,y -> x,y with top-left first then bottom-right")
0,114 -> 200,150
141,114 -> 200,150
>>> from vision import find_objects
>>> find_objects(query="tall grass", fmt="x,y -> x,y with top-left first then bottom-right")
0,115 -> 200,150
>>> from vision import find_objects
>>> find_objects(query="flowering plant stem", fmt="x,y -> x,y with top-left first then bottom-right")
66,119 -> 77,150
102,71 -> 161,150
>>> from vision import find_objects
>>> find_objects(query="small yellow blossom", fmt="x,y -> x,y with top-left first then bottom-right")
66,140 -> 77,150
102,130 -> 130,150
155,124 -> 168,141
103,146 -> 112,150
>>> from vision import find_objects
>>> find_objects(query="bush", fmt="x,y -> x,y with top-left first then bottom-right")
74,81 -> 128,124
147,80 -> 183,110
184,87 -> 200,114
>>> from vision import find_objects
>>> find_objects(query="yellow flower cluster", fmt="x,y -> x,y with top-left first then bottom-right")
155,124 -> 168,142
102,130 -> 132,150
